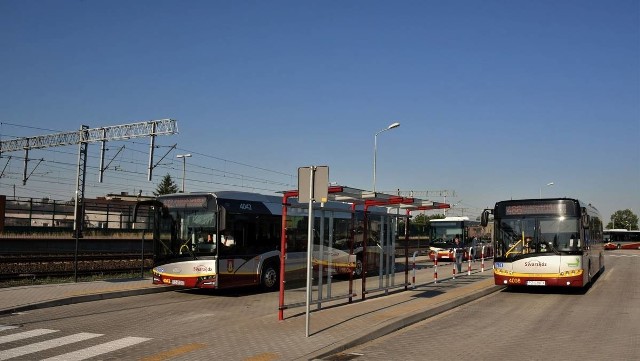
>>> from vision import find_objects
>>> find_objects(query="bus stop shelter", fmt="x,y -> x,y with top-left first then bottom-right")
278,185 -> 449,320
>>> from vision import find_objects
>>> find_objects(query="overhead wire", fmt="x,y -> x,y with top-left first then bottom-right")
1,135 -> 296,199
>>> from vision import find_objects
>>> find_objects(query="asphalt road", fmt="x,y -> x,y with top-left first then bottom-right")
322,250 -> 640,361
0,252 -> 635,360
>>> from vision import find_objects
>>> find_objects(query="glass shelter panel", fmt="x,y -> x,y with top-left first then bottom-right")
281,205 -> 399,309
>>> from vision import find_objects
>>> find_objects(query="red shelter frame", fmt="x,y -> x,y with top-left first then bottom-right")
278,185 -> 449,320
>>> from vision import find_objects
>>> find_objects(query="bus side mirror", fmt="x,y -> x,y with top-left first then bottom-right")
481,209 -> 491,227
218,206 -> 227,231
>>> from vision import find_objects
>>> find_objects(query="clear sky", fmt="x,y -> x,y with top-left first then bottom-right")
1,0 -> 638,222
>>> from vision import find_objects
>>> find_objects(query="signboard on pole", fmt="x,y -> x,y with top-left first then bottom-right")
297,165 -> 329,337
297,166 -> 329,203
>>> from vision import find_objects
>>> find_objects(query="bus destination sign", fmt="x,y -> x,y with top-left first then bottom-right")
162,196 -> 208,209
505,203 -> 568,216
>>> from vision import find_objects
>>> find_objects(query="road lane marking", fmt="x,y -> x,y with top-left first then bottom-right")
0,326 -> 18,333
0,329 -> 58,345
41,336 -> 152,361
139,343 -> 207,361
245,352 -> 279,361
0,332 -> 102,360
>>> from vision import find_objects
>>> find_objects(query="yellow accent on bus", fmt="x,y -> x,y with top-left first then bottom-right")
312,258 -> 356,268
505,238 -> 524,257
494,268 -> 583,278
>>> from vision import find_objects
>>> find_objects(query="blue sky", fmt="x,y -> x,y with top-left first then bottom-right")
1,0 -> 638,221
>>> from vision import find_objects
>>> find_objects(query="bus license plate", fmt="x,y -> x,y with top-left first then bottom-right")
170,279 -> 185,286
527,280 -> 545,286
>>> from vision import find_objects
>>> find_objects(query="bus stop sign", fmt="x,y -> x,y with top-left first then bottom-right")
297,166 -> 329,203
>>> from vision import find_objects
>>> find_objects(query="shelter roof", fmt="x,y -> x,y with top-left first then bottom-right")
282,185 -> 450,214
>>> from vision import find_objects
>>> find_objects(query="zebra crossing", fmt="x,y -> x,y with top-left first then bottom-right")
0,325 -> 150,360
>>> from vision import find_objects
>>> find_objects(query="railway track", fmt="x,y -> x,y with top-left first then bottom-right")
0,252 -> 154,282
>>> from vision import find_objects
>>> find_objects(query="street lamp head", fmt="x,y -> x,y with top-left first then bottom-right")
176,154 -> 192,193
373,121 -> 401,192
547,182 -> 554,186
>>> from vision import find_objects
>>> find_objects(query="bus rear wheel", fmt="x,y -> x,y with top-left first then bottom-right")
261,263 -> 279,292
353,258 -> 363,278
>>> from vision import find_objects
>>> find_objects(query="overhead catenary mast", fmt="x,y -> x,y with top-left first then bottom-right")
0,119 -> 178,237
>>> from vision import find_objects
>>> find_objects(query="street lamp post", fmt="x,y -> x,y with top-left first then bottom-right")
373,122 -> 400,193
539,182 -> 554,199
176,154 -> 192,193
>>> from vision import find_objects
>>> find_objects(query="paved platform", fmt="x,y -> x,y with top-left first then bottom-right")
0,268 -> 500,360
0,278 -> 177,315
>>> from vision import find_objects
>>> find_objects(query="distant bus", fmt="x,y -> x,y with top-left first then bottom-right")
603,229 -> 640,250
482,198 -> 604,288
428,217 -> 491,261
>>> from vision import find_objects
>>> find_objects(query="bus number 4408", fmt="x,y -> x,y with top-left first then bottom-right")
508,278 -> 521,284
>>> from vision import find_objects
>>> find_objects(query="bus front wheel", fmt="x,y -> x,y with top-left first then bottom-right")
261,263 -> 279,292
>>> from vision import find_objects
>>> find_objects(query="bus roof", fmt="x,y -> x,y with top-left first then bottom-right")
158,191 -> 361,216
158,191 -> 280,202
430,216 -> 470,222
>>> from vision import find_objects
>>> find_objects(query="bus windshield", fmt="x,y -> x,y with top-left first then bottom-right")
170,209 -> 218,255
430,222 -> 463,243
496,216 -> 580,258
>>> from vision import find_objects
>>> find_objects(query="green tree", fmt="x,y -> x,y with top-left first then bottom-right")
399,213 -> 446,236
606,209 -> 639,230
154,173 -> 179,196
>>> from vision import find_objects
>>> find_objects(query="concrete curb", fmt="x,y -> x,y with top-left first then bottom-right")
0,285 -> 177,315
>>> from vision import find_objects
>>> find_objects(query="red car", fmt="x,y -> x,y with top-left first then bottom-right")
604,241 -> 640,250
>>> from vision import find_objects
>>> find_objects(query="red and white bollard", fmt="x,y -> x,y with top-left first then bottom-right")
434,255 -> 438,283
481,245 -> 485,272
467,247 -> 472,275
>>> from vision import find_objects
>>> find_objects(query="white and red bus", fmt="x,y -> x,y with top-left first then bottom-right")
147,192 -> 288,291
603,229 -> 640,250
428,217 -> 491,261
140,191 -> 392,291
482,198 -> 604,288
